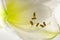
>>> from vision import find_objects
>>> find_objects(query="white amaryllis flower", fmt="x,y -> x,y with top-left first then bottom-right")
2,0 -> 60,40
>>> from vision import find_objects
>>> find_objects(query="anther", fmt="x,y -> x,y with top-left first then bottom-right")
32,12 -> 36,20
43,22 -> 46,26
40,24 -> 44,28
30,21 -> 34,25
36,23 -> 39,27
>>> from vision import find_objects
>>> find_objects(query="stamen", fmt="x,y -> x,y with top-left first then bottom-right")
36,23 -> 39,27
32,12 -> 36,20
43,22 -> 46,26
33,12 -> 36,17
40,24 -> 44,28
32,18 -> 36,20
30,21 -> 33,25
